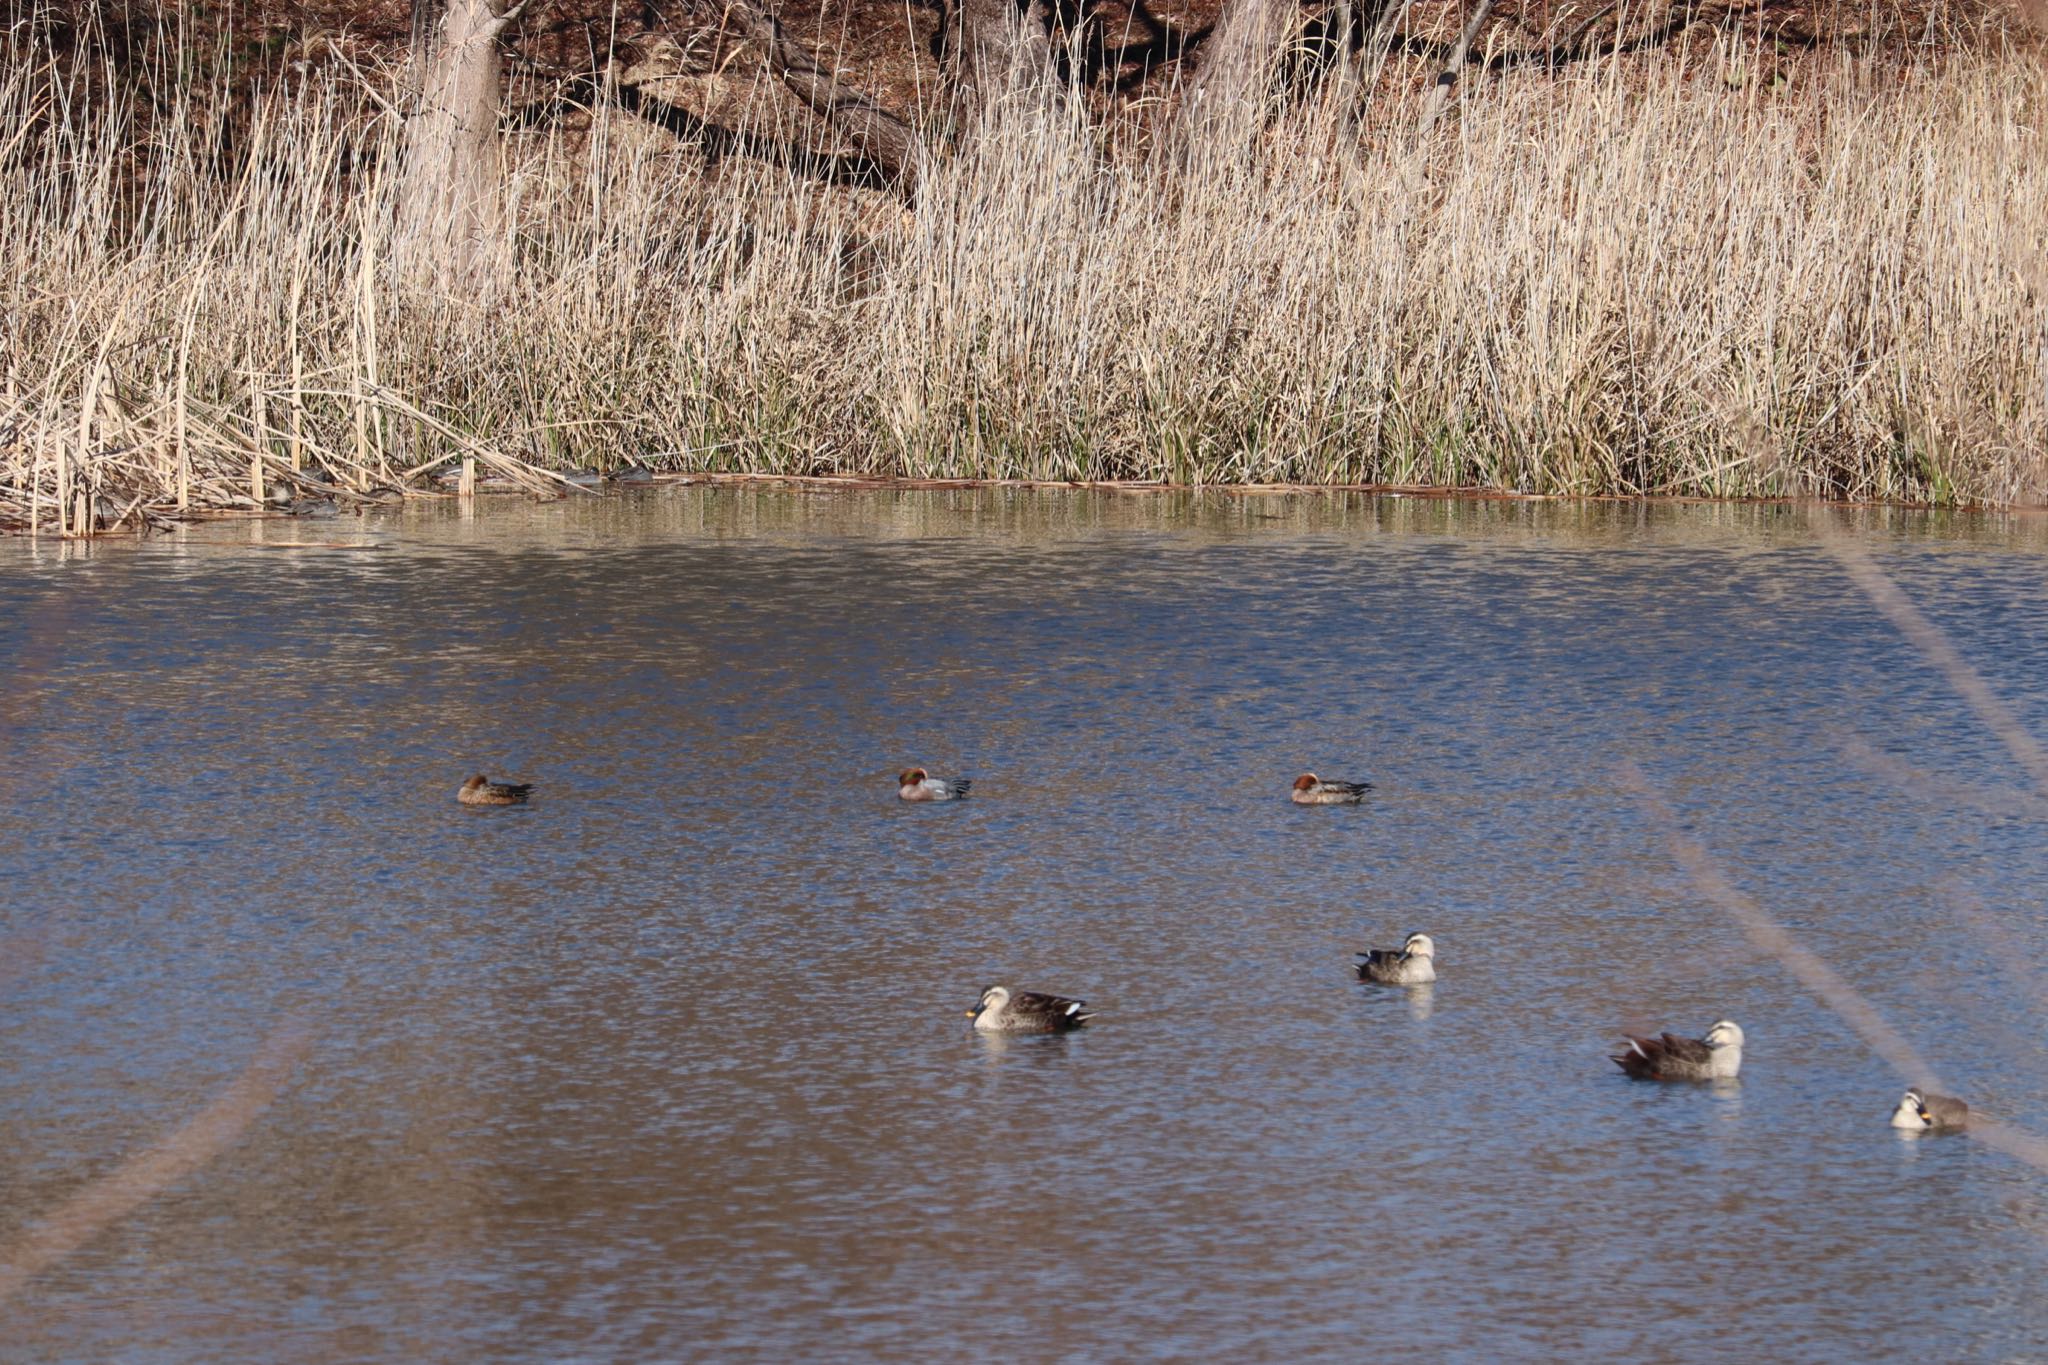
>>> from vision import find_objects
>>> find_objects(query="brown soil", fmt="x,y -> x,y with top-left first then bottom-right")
46,0 -> 2009,118
22,0 -> 2034,209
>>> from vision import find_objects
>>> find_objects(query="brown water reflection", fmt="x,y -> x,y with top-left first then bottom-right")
1,489 -> 2045,1359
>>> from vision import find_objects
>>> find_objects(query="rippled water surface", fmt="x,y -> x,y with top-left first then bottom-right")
3,490 -> 2047,1360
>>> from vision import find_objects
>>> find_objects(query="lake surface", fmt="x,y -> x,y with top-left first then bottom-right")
2,489 -> 2046,1361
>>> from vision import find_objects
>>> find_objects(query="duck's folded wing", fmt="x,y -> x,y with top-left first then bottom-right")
1612,1036 -> 1661,1074
1011,991 -> 1089,1022
1656,1033 -> 1713,1065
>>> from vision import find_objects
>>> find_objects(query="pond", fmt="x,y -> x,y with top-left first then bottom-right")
2,488 -> 2045,1359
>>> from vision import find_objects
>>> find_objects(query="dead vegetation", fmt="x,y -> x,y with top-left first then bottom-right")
0,1 -> 2043,532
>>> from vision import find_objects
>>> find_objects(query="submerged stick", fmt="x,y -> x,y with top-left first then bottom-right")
0,1025 -> 311,1305
1621,763 -> 2048,1179
1819,523 -> 2048,796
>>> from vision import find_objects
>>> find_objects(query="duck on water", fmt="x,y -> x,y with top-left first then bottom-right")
1890,1088 -> 1969,1131
967,986 -> 1094,1033
1291,773 -> 1372,804
899,767 -> 971,802
1354,932 -> 1437,985
1611,1020 -> 1744,1081
458,775 -> 533,806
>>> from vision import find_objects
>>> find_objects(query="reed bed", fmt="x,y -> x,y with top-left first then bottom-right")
2,28 -> 2045,532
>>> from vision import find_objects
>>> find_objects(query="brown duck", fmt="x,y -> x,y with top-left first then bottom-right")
458,775 -> 533,806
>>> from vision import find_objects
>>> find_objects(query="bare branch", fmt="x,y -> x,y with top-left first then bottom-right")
482,0 -> 542,39
1818,522 -> 2048,796
1620,762 -> 2048,1180
1415,0 -> 1496,143
1834,731 -> 2048,823
0,1025 -> 312,1305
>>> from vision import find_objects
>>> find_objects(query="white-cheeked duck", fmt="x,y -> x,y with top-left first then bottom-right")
967,985 -> 1094,1033
1890,1088 -> 1969,1132
1354,932 -> 1436,985
1611,1019 -> 1744,1081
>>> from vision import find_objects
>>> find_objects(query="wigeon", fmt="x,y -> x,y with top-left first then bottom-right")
898,767 -> 971,802
458,774 -> 533,806
1611,1020 -> 1744,1081
1354,932 -> 1437,984
966,985 -> 1094,1033
1292,773 -> 1372,804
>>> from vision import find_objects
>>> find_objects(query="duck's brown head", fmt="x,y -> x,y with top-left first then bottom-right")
899,767 -> 927,786
462,775 -> 487,792
1293,774 -> 1319,792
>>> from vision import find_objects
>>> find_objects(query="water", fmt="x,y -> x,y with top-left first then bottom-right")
2,490 -> 2045,1360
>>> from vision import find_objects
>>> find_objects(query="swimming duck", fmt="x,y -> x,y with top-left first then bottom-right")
458,774 -> 533,806
967,985 -> 1094,1033
899,767 -> 971,802
1292,773 -> 1372,804
1611,1019 -> 1744,1081
1890,1088 -> 1969,1132
1354,932 -> 1436,984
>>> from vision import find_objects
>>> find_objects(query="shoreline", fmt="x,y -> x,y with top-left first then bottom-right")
13,471 -> 2045,541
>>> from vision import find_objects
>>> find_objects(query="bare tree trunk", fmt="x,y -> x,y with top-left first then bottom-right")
395,0 -> 530,290
722,0 -> 926,193
953,0 -> 1055,129
1176,0 -> 1296,152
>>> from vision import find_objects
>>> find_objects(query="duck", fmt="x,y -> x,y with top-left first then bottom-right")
1354,932 -> 1436,984
458,774 -> 533,806
1292,773 -> 1372,804
1610,1019 -> 1744,1081
1890,1088 -> 1969,1132
898,767 -> 970,802
967,985 -> 1094,1033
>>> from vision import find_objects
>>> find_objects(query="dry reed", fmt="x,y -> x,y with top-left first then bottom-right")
2,25 -> 2045,531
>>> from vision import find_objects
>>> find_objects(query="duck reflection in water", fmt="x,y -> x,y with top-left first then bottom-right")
971,1029 -> 1083,1063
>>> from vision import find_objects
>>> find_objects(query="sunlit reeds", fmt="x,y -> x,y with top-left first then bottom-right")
2,25 -> 2043,532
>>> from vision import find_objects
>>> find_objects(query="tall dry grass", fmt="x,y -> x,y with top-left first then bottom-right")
2,26 -> 2045,529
